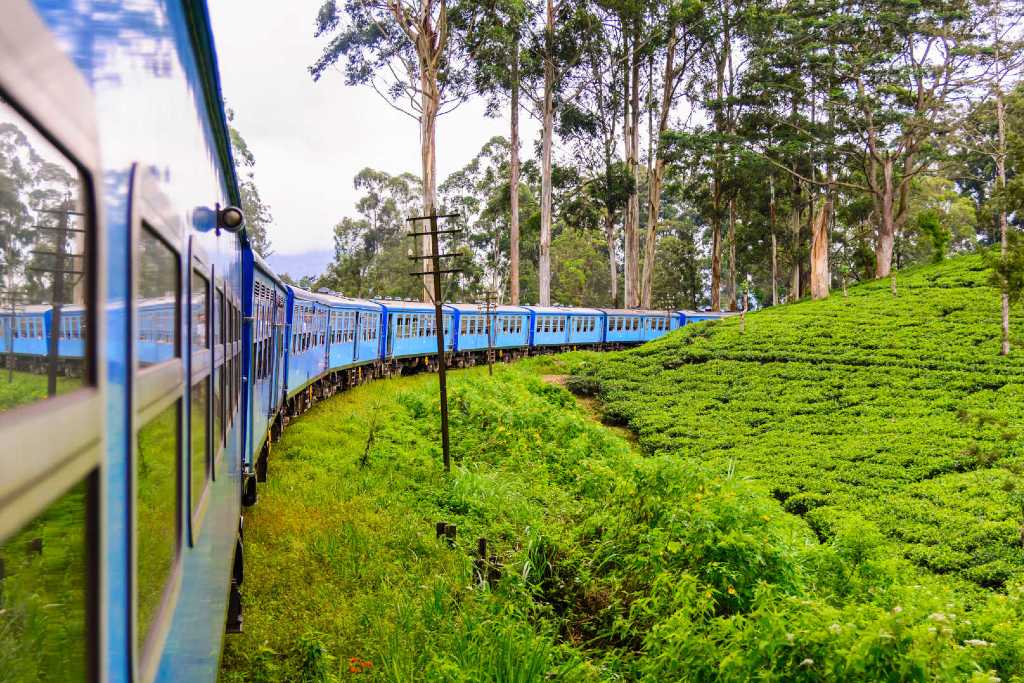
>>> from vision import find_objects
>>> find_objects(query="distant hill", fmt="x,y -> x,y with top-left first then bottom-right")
582,255 -> 1024,591
265,249 -> 334,280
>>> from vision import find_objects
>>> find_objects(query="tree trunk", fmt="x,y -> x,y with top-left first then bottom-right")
769,174 -> 778,306
727,198 -> 737,310
789,186 -> 801,301
810,199 -> 830,299
641,24 -> 679,309
710,179 -> 722,311
623,23 -> 642,309
509,38 -> 521,305
419,66 -> 439,302
605,213 -> 618,306
874,158 -> 896,278
538,0 -> 555,306
997,87 -> 1010,355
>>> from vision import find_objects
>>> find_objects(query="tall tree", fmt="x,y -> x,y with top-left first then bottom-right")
227,109 -> 273,257
311,0 -> 472,301
640,0 -> 704,308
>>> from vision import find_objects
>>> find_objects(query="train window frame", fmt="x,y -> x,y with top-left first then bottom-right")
0,6 -> 103,681
187,240 -> 212,538
128,165 -> 187,681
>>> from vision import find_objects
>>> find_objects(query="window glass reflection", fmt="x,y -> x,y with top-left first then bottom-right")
137,228 -> 178,367
191,379 -> 208,510
0,97 -> 89,410
0,479 -> 89,680
136,401 -> 178,651
191,271 -> 207,349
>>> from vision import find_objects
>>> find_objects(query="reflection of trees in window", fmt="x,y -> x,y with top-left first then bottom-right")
0,114 -> 83,306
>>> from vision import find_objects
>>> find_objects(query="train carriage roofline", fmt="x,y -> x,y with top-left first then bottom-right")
523,305 -> 604,316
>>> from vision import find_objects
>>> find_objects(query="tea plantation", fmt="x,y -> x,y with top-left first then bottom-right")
576,255 -> 1024,595
222,253 -> 1024,682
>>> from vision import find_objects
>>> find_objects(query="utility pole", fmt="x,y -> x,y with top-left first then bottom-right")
480,289 -> 499,376
407,211 -> 462,472
32,194 -> 85,397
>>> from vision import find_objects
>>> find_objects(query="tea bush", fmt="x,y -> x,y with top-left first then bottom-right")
223,313 -> 1024,681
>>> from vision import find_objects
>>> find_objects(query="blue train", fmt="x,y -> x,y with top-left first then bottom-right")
0,2 -> 732,682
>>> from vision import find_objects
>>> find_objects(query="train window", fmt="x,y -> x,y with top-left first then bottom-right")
0,95 -> 91,407
0,478 -> 92,679
138,229 -> 179,365
136,400 -> 180,654
191,379 -> 209,513
192,271 -> 209,349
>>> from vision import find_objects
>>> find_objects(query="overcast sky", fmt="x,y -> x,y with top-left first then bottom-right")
207,1 -> 541,264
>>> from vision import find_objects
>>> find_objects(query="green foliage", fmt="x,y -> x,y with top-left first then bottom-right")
986,231 -> 1024,305
0,480 -> 89,682
223,274 -> 1024,680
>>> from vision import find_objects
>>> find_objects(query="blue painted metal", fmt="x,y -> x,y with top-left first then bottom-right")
29,1 -> 245,681
447,303 -> 529,352
374,299 -> 455,359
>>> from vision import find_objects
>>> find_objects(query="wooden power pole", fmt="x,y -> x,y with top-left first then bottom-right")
407,212 -> 462,472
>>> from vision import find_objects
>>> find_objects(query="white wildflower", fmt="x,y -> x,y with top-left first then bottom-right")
786,633 -> 795,643
799,659 -> 814,668
929,612 -> 947,622
892,605 -> 903,614
964,639 -> 992,647
829,623 -> 842,635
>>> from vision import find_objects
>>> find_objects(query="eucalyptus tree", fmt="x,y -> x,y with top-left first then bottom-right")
639,0 -> 707,308
825,0 -> 988,278
958,0 -> 1024,353
520,0 -> 599,305
227,109 -> 273,257
558,20 -> 630,306
454,0 -> 530,303
310,0 -> 474,301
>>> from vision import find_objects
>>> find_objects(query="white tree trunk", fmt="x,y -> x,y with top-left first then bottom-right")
509,39 -> 521,305
419,68 -> 439,302
538,0 -> 555,306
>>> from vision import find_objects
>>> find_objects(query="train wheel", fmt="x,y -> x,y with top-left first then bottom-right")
242,474 -> 257,507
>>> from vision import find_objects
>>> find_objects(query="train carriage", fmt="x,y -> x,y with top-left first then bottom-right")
377,299 -> 455,361
601,308 -> 648,344
449,303 -> 530,353
243,252 -> 288,495
681,310 -> 735,325
0,3 -> 250,683
566,308 -> 604,345
284,287 -> 333,397
325,295 -> 383,371
641,311 -> 680,342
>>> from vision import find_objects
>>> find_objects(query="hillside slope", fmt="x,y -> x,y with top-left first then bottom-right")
578,255 -> 1024,590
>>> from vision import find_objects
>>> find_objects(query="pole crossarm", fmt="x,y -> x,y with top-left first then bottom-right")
406,212 -> 461,221
405,210 -> 463,473
407,228 -> 463,237
408,253 -> 461,260
408,269 -> 463,277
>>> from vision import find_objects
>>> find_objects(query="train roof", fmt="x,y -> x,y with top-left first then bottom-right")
600,308 -> 677,316
252,251 -> 286,287
289,286 -> 383,310
680,310 -> 737,317
524,305 -> 603,315
372,299 -> 454,312
446,303 -> 529,315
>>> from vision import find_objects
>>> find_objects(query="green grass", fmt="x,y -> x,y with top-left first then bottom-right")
220,309 -> 1024,682
0,369 -> 80,412
0,480 -> 89,682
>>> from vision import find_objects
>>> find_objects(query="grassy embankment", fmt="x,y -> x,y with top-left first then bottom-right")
221,257 -> 1024,682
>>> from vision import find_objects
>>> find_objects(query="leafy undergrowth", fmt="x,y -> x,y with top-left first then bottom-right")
221,349 -> 1024,682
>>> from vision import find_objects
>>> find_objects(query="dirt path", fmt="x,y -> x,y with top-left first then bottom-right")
541,374 -> 639,446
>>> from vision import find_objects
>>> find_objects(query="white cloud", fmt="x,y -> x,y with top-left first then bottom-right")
208,0 -> 540,257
